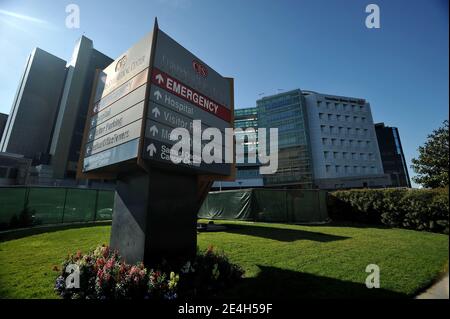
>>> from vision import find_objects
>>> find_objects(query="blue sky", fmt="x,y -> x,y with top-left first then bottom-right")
0,0 -> 448,186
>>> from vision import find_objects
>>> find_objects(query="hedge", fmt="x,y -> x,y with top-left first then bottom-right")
327,188 -> 449,234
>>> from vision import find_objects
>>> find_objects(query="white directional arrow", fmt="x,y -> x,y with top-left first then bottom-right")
86,146 -> 92,154
93,105 -> 99,113
89,132 -> 93,140
149,125 -> 158,136
152,107 -> 161,118
154,90 -> 162,100
147,143 -> 157,157
155,74 -> 164,85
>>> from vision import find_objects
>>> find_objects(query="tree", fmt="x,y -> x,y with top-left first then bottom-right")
411,120 -> 449,188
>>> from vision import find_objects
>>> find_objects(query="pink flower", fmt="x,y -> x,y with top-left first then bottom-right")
96,258 -> 105,268
105,258 -> 115,269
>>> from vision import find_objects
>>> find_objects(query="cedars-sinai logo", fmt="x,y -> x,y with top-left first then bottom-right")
192,60 -> 208,78
115,55 -> 128,72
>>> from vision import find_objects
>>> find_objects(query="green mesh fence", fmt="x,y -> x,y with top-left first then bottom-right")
0,186 -> 115,230
199,188 -> 328,223
0,188 -> 27,226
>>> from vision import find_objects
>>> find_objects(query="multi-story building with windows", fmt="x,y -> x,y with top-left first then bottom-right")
0,48 -> 67,162
375,123 -> 411,187
213,107 -> 263,189
213,89 -> 393,190
0,113 -> 7,140
303,91 -> 390,189
0,36 -> 112,186
48,36 -> 112,181
257,90 -> 314,188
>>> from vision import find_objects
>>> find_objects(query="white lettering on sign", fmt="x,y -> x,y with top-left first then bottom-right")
166,77 -> 219,114
86,120 -> 142,156
97,32 -> 152,100
151,68 -> 231,122
89,102 -> 144,142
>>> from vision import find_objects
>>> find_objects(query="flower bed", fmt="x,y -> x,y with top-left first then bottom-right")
54,245 -> 244,299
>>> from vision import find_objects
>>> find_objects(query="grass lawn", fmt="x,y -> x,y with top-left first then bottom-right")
0,221 -> 448,299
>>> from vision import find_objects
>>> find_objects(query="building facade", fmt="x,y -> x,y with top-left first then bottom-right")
213,107 -> 263,189
0,48 -> 67,162
257,90 -> 314,188
214,89 -> 393,190
375,123 -> 411,187
0,37 -> 112,186
49,36 -> 113,180
0,152 -> 32,186
302,90 -> 391,189
0,113 -> 7,140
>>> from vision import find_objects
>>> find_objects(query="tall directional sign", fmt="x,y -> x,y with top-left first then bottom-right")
78,21 -> 233,178
141,28 -> 232,175
78,31 -> 152,176
77,19 -> 234,266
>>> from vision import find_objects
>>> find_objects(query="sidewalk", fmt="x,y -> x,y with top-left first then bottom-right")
416,272 -> 449,299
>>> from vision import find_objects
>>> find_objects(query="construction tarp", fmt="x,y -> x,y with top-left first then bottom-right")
198,188 -> 328,223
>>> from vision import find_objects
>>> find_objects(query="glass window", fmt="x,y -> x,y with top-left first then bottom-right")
0,167 -> 7,178
8,168 -> 18,179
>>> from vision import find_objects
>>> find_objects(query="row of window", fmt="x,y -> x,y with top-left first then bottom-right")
319,112 -> 367,123
236,169 -> 261,179
258,93 -> 301,110
0,166 -> 18,179
264,109 -> 301,122
279,136 -> 306,147
323,151 -> 375,161
321,138 -> 372,148
273,166 -> 312,175
235,121 -> 258,129
235,108 -> 257,116
317,100 -> 366,112
320,125 -> 370,137
325,165 -> 378,174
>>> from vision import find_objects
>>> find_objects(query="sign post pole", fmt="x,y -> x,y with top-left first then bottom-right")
110,168 -> 198,265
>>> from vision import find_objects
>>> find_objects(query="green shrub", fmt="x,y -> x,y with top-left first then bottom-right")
328,188 -> 449,234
